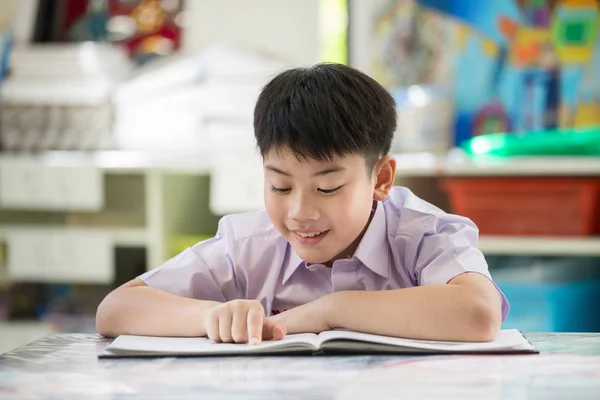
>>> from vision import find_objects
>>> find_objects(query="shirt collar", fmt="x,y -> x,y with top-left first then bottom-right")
353,200 -> 390,278
283,247 -> 305,284
282,200 -> 389,284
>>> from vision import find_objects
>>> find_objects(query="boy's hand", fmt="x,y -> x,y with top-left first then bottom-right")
267,296 -> 332,335
203,300 -> 286,345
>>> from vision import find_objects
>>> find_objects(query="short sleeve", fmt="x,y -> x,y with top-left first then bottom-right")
138,216 -> 243,302
412,214 -> 510,322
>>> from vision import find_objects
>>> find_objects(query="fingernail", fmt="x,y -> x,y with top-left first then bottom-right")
250,337 -> 259,345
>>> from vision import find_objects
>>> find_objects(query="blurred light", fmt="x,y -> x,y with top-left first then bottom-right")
469,136 -> 493,155
78,42 -> 101,75
139,36 -> 174,55
407,85 -> 429,107
161,0 -> 180,12
106,15 -> 137,41
174,10 -> 189,28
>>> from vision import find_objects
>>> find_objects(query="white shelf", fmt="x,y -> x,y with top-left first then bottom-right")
0,151 -> 212,174
0,226 -> 149,247
444,156 -> 600,176
478,236 -> 600,256
1,151 -> 598,177
394,153 -> 600,177
0,226 -> 149,284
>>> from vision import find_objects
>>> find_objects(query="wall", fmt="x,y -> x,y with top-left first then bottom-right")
183,0 -> 321,66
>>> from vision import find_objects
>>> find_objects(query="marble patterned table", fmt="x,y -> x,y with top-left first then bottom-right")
1,333 -> 600,399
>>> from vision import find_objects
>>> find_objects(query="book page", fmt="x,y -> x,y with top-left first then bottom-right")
316,329 -> 534,353
105,333 -> 320,356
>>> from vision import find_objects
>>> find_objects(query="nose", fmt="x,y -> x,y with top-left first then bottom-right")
288,192 -> 320,221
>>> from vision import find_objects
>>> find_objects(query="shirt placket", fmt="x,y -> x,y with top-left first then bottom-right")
331,259 -> 360,292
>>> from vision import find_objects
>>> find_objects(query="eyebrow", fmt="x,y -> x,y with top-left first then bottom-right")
265,164 -> 346,177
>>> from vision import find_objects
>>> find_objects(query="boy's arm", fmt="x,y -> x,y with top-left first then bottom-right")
97,279 -> 285,342
96,215 -> 261,339
96,279 -> 220,338
269,272 -> 502,342
314,209 -> 503,342
324,272 -> 502,342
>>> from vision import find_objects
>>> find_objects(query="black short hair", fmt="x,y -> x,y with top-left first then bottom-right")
254,63 -> 396,171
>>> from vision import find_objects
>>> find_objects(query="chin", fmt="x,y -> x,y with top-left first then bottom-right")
294,248 -> 332,265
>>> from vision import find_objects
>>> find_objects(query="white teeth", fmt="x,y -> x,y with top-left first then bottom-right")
297,231 -> 323,238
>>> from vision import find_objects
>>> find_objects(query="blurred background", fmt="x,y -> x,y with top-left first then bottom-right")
0,0 -> 599,353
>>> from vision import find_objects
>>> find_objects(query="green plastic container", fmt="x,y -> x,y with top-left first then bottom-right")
461,126 -> 600,157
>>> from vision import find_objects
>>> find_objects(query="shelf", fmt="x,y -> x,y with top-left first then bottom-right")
443,156 -> 600,177
1,151 -> 599,177
394,153 -> 600,177
478,236 -> 600,256
0,226 -> 149,247
0,151 -> 212,174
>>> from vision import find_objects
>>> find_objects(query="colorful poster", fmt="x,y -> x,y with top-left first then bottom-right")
374,0 -> 600,145
371,0 -> 454,88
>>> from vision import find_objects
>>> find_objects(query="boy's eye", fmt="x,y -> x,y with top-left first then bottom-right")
270,185 -> 291,193
318,185 -> 343,194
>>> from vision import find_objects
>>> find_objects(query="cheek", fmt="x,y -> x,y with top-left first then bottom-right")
330,185 -> 373,228
264,193 -> 286,224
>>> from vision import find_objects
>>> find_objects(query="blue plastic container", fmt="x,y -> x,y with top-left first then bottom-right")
499,279 -> 600,332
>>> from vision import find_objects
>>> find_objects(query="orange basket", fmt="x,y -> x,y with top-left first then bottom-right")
442,177 -> 600,236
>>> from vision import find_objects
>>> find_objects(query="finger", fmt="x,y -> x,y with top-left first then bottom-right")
272,324 -> 286,340
205,311 -> 221,343
231,308 -> 248,343
247,305 -> 264,345
262,318 -> 286,341
218,307 -> 233,343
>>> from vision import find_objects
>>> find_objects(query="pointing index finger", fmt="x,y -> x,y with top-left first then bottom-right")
247,305 -> 264,345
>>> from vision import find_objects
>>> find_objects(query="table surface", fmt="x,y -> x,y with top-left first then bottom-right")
1,333 -> 600,399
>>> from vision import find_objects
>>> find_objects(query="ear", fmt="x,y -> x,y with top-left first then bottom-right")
372,155 -> 396,201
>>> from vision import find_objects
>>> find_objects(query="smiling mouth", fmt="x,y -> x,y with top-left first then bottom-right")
295,231 -> 326,238
292,230 -> 330,245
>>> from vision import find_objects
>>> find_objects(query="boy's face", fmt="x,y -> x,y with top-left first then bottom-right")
263,148 -> 394,266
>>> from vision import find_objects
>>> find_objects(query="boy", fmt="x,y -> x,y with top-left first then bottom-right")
97,64 -> 508,344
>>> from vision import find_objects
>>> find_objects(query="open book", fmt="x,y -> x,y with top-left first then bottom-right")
99,329 -> 536,358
